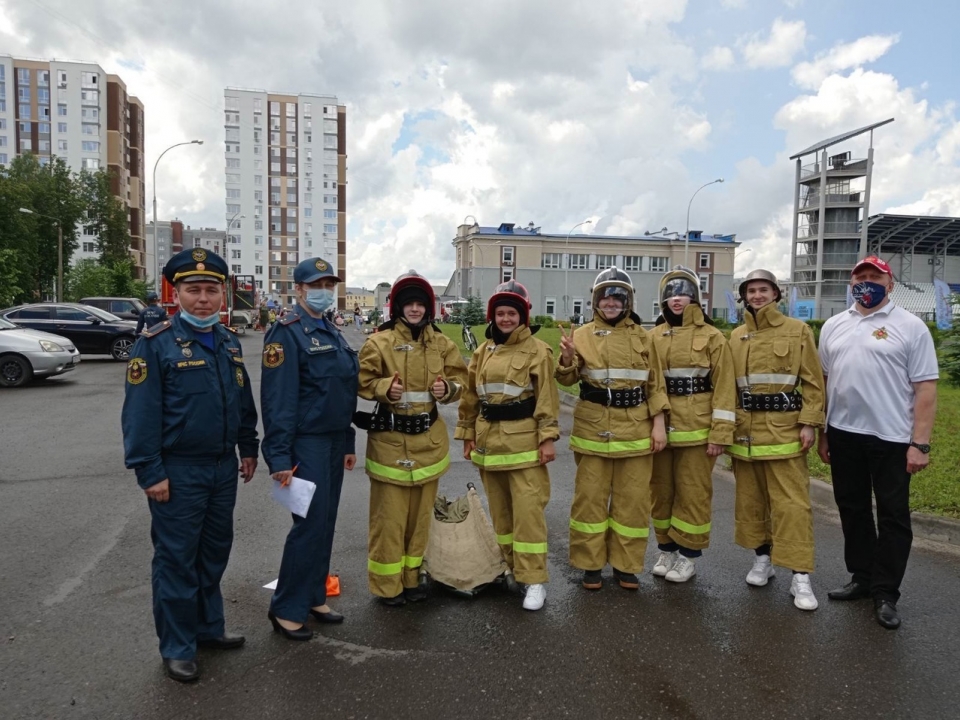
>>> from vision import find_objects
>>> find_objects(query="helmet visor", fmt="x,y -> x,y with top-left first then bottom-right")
661,278 -> 698,302
597,287 -> 629,302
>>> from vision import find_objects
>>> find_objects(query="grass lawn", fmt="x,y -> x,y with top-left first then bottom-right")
809,384 -> 960,518
437,324 -> 960,518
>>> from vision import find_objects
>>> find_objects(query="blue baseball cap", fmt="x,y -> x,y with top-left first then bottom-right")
163,248 -> 228,284
294,257 -> 340,284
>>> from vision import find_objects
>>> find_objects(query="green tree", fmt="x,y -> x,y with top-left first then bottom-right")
0,249 -> 24,307
461,295 -> 485,325
79,169 -> 133,266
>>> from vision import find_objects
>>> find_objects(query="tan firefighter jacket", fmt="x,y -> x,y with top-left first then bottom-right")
455,325 -> 560,472
727,303 -> 825,462
651,304 -> 736,448
555,314 -> 669,458
358,321 -> 467,485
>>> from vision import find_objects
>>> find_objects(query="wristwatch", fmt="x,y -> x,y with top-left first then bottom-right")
910,441 -> 931,454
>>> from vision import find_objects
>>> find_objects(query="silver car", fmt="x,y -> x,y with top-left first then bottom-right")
0,317 -> 81,387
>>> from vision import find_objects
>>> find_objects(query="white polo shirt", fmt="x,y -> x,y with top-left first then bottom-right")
818,302 -> 939,443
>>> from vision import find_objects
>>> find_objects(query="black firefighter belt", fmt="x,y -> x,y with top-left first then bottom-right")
666,376 -> 712,396
739,390 -> 803,412
354,405 -> 439,434
480,396 -> 536,422
579,382 -> 646,408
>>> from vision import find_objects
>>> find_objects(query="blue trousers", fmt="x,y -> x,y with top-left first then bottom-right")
149,455 -> 239,660
271,433 -> 346,623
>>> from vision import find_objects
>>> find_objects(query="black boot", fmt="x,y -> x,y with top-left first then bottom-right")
582,570 -> 603,590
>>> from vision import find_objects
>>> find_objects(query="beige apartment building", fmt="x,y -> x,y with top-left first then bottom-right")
0,56 -> 146,277
447,222 -> 739,322
223,88 -> 346,308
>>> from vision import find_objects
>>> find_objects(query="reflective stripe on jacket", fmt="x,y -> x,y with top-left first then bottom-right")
455,326 -> 560,471
358,322 -> 467,485
652,304 -> 736,448
554,315 -> 669,458
727,303 -> 825,461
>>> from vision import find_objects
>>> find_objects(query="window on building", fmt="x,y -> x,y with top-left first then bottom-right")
698,274 -> 709,292
57,70 -> 66,86
596,254 -> 616,270
224,96 -> 240,111
225,173 -> 240,183
569,254 -> 588,270
254,265 -> 263,275
57,122 -> 67,133
501,246 -> 515,265
231,264 -> 241,274
545,298 -> 556,318
269,101 -> 280,115
502,267 -> 514,283
82,158 -> 100,170
57,104 -> 67,116
650,257 -> 668,273
226,203 -> 240,214
323,224 -> 337,234
270,162 -> 280,172
255,235 -> 263,245
253,190 -> 263,202
57,139 -> 67,151
286,104 -> 296,118
81,141 -> 100,152
652,301 -> 661,320
231,249 -> 241,259
82,124 -> 97,135
0,153 -> 7,165
699,253 -> 710,269
286,222 -> 297,232
254,220 -> 263,230
286,163 -> 297,174
254,159 -> 263,170
623,255 -> 641,272
193,239 -> 202,248
541,253 -> 561,269
19,105 -> 31,119
82,241 -> 96,253
254,174 -> 262,186
226,189 -> 241,199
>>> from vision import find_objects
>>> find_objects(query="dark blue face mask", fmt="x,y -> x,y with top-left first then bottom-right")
851,281 -> 887,309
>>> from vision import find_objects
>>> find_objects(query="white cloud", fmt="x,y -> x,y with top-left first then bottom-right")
792,34 -> 900,89
720,0 -> 748,8
701,46 -> 736,71
740,18 -> 807,68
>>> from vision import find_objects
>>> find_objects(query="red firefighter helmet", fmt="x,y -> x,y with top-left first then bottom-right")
486,280 -> 532,324
389,270 -> 436,321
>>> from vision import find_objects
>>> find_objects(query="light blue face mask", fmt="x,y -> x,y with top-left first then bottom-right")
180,308 -> 220,329
305,288 -> 335,314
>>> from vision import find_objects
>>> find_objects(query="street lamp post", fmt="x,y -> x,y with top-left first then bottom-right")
19,207 -> 63,301
564,220 -> 592,317
152,139 -> 203,290
684,178 -> 724,267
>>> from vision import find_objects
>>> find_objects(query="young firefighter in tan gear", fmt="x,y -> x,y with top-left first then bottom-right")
556,268 -> 669,591
650,267 -> 736,583
357,271 -> 468,606
729,269 -> 825,611
456,281 -> 560,611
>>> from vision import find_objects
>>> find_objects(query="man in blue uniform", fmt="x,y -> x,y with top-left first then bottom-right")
121,248 -> 259,682
136,291 -> 169,334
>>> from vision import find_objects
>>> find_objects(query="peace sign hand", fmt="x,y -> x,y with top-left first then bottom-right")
559,323 -> 576,367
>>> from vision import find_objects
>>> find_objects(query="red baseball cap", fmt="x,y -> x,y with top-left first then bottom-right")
852,255 -> 894,279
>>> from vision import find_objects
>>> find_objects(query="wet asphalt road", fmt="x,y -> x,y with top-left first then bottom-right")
1,329 -> 960,720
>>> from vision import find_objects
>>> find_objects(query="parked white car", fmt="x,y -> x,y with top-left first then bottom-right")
0,317 -> 81,388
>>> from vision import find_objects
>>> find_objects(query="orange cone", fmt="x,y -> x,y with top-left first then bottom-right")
326,574 -> 341,597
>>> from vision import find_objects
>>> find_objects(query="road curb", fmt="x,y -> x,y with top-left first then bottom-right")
713,464 -> 960,548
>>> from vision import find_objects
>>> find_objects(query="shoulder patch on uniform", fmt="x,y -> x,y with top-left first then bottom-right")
263,343 -> 285,368
235,366 -> 245,387
126,357 -> 147,384
280,314 -> 300,326
142,321 -> 171,338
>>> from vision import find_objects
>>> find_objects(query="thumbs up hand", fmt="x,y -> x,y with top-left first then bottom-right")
387,372 -> 404,402
559,323 -> 576,366
431,375 -> 447,399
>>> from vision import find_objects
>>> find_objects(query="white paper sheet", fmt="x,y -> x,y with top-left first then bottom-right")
270,476 -> 316,518
263,579 -> 278,590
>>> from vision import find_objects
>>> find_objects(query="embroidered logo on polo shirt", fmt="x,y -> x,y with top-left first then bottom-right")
872,327 -> 889,340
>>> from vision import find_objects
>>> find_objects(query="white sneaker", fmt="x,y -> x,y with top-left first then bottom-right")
790,573 -> 819,611
746,555 -> 776,586
665,555 -> 696,583
522,583 -> 546,611
652,550 -> 678,577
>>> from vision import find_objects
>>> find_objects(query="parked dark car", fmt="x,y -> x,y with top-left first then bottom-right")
0,303 -> 138,361
79,296 -> 147,322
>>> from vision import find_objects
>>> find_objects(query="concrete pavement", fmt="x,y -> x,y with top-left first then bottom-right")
1,328 -> 959,719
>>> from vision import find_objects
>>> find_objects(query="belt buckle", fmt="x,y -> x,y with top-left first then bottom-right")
420,411 -> 431,430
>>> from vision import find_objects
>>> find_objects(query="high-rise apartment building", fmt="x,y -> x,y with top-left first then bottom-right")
223,88 -> 346,307
0,56 -> 146,277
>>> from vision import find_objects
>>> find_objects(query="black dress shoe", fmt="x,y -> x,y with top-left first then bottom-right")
309,608 -> 344,624
267,610 -> 314,641
612,568 -> 639,590
404,586 -> 428,602
198,632 -> 246,650
828,581 -> 871,601
582,570 -> 603,590
875,600 -> 901,630
380,593 -> 407,607
163,658 -> 200,683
